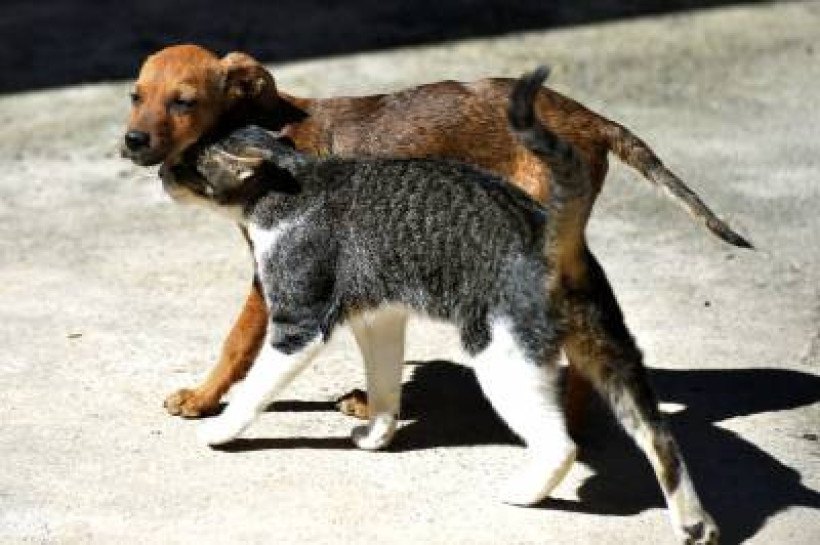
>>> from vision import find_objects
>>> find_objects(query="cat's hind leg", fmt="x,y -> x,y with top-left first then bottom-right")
471,317 -> 576,505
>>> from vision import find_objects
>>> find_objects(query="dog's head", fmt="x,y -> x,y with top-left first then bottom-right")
160,126 -> 303,212
122,44 -> 278,167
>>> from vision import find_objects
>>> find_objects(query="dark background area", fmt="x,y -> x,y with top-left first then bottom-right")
0,0 -> 771,94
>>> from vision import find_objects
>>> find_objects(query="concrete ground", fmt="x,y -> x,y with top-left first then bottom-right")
1,2 -> 818,544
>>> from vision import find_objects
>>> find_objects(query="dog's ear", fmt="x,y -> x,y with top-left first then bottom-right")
220,52 -> 278,110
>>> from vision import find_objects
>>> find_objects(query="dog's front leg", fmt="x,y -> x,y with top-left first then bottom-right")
348,307 -> 407,450
165,276 -> 268,418
197,327 -> 324,446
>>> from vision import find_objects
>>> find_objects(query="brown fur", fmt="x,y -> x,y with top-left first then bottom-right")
124,44 -> 747,440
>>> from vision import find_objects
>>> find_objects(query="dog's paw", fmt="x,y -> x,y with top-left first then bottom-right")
676,510 -> 719,545
351,415 -> 397,451
197,415 -> 247,446
164,388 -> 219,418
336,389 -> 369,419
500,445 -> 577,506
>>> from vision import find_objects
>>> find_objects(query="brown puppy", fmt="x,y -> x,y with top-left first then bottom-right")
123,44 -> 748,443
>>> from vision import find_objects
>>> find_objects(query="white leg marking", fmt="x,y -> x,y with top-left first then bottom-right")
348,306 -> 407,451
197,336 -> 323,446
472,318 -> 577,505
630,425 -> 719,544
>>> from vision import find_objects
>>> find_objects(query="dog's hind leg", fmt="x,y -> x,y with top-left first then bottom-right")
348,306 -> 407,450
564,251 -> 718,545
471,318 -> 577,506
197,327 -> 324,446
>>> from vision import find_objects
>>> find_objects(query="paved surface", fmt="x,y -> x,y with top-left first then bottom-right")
1,3 -> 818,544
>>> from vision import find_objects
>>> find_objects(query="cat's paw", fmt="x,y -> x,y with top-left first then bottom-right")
351,415 -> 397,451
197,414 -> 248,446
500,445 -> 576,506
675,508 -> 719,545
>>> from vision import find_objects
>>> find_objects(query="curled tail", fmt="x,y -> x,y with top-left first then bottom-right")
507,66 -> 590,211
602,119 -> 753,249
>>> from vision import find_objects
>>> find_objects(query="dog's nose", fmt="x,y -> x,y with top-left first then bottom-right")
124,130 -> 150,152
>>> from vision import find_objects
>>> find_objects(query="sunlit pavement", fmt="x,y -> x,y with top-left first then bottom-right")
1,3 -> 818,544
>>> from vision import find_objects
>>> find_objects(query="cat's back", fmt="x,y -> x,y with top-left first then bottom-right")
311,155 -> 548,251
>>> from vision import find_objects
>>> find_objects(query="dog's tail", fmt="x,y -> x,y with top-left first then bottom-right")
600,119 -> 752,248
511,66 -> 752,249
508,66 -> 590,216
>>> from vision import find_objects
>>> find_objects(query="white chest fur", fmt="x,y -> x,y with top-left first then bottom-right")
247,220 -> 299,268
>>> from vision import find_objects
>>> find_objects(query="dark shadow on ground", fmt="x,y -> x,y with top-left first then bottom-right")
215,436 -> 352,451
541,366 -> 820,544
0,0 -> 771,94
229,361 -> 819,544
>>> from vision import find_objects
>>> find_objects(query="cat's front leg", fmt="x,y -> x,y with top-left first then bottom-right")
198,326 -> 324,446
348,306 -> 407,451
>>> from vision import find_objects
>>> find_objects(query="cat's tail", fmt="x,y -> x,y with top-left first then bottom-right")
507,66 -> 591,214
507,66 -> 591,252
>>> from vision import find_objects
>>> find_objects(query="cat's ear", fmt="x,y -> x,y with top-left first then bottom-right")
256,160 -> 302,195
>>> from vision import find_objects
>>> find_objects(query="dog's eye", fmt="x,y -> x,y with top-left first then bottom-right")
130,92 -> 141,106
170,98 -> 197,114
